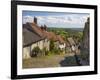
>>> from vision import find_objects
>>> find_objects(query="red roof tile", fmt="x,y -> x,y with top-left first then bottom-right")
57,35 -> 65,43
29,22 -> 46,38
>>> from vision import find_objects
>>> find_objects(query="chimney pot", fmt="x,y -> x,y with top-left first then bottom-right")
34,17 -> 37,24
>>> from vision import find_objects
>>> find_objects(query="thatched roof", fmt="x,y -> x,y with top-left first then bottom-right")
67,37 -> 76,46
23,23 -> 46,47
66,41 -> 70,47
23,28 -> 43,47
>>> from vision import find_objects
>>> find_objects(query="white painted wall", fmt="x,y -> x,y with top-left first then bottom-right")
31,39 -> 50,50
31,42 -> 38,49
23,46 -> 31,59
44,39 -> 50,51
59,43 -> 66,50
23,38 -> 50,59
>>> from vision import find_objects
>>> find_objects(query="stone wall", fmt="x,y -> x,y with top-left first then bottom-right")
80,17 -> 90,65
81,18 -> 90,51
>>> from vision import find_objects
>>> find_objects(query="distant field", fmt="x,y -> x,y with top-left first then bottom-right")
47,27 -> 83,44
47,27 -> 84,32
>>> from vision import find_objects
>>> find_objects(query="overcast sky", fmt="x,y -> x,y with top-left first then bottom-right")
22,11 -> 89,28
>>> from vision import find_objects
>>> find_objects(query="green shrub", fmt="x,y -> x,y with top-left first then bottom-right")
42,47 -> 48,56
47,51 -> 52,56
52,47 -> 62,55
31,46 -> 41,57
50,40 -> 55,51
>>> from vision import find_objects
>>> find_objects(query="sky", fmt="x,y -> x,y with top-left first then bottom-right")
22,11 -> 89,28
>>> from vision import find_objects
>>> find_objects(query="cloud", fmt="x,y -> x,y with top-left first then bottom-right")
23,15 -> 34,24
37,15 -> 89,25
23,14 -> 89,28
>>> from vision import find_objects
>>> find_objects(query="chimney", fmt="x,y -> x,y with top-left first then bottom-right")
40,25 -> 44,30
44,24 -> 47,31
34,17 -> 37,24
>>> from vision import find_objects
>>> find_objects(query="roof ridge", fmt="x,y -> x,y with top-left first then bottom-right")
29,23 -> 46,39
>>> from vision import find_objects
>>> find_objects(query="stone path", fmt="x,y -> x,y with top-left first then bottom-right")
23,53 -> 84,69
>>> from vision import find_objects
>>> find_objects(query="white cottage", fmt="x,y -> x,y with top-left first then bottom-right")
23,21 -> 50,59
23,27 -> 45,59
57,35 -> 66,50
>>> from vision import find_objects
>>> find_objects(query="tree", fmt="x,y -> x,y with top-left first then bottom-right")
31,46 -> 41,57
73,32 -> 83,44
50,40 -> 55,51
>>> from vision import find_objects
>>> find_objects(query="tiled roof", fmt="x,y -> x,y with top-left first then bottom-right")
39,29 -> 58,42
46,32 -> 58,41
29,23 -> 46,38
57,35 -> 65,44
23,21 -> 67,46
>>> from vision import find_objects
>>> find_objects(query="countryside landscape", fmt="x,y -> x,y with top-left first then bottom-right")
22,11 -> 90,68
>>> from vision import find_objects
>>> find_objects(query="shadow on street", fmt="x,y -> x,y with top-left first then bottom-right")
60,55 -> 89,67
60,56 -> 79,67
